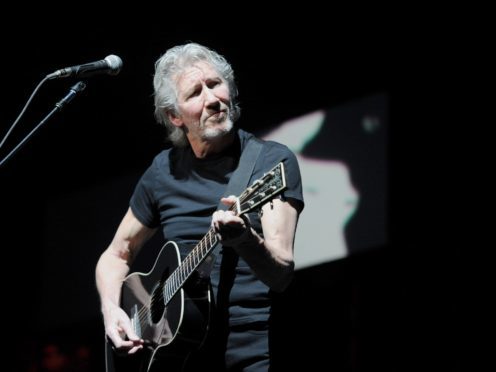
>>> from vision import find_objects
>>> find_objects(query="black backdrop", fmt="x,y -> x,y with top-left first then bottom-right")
1,18 -> 456,372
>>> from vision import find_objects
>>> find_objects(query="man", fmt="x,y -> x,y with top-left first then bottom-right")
96,42 -> 304,371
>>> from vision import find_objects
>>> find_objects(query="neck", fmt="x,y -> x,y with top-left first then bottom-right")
188,130 -> 236,159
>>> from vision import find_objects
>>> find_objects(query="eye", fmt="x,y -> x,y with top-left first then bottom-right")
207,79 -> 221,89
188,87 -> 201,98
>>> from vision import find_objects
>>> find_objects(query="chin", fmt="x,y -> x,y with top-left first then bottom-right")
203,120 -> 234,139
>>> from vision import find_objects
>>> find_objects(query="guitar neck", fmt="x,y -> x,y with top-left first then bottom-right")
163,227 -> 219,305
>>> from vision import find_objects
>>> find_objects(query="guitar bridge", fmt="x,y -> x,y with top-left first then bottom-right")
130,304 -> 142,338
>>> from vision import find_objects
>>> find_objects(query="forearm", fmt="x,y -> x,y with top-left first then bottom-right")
96,208 -> 156,314
95,248 -> 131,314
234,228 -> 294,292
212,197 -> 299,291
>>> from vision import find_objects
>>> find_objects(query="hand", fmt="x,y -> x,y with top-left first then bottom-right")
104,303 -> 144,355
211,196 -> 251,246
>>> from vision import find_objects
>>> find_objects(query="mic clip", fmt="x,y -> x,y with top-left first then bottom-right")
55,81 -> 87,109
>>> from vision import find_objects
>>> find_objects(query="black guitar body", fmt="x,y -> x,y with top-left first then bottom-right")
105,241 -> 212,372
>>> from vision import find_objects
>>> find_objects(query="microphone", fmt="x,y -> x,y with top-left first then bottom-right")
46,55 -> 123,80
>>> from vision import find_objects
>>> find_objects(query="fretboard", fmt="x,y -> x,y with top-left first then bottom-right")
162,228 -> 219,305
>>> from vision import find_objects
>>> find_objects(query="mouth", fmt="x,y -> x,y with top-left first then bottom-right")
208,110 -> 227,122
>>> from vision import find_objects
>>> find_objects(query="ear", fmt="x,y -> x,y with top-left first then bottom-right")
167,111 -> 183,127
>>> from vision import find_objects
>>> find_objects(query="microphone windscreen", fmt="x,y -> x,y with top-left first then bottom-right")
104,55 -> 123,75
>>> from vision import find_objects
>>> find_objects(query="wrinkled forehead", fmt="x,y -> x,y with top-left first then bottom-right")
173,60 -> 220,85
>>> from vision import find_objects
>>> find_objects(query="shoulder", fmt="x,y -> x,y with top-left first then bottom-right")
261,139 -> 298,165
136,148 -> 173,185
151,148 -> 172,165
147,148 -> 173,172
239,128 -> 293,156
262,139 -> 292,152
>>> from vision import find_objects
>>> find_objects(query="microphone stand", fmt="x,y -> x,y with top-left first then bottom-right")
0,81 -> 86,168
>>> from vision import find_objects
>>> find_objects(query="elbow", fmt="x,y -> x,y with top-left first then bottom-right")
270,259 -> 295,293
264,240 -> 295,292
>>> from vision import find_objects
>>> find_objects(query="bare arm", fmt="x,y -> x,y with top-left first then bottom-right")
212,196 -> 300,292
95,207 -> 157,354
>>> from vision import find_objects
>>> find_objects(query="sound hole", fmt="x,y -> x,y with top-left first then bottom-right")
150,268 -> 169,323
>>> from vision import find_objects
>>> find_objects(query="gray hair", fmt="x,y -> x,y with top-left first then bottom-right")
153,43 -> 241,147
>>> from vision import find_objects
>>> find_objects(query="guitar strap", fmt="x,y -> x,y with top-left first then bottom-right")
198,134 -> 264,277
219,134 -> 264,210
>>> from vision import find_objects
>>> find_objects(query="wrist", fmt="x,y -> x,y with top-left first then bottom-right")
230,227 -> 264,249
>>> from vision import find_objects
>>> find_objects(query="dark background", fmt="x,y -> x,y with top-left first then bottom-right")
1,15 -> 457,372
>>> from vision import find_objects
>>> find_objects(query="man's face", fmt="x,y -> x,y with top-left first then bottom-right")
170,61 -> 233,142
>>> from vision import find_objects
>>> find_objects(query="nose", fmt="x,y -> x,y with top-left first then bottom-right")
204,88 -> 221,111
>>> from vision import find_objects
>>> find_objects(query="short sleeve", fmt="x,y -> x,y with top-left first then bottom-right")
129,163 -> 161,228
259,140 -> 304,212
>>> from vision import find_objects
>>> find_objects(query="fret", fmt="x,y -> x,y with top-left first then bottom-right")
164,281 -> 170,303
173,270 -> 178,293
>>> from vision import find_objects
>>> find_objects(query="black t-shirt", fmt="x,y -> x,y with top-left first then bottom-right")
130,129 -> 304,326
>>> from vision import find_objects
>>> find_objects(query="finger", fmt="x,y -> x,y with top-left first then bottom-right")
120,321 -> 143,342
120,339 -> 140,349
128,344 -> 144,355
107,330 -> 126,349
212,210 -> 236,228
221,195 -> 237,206
222,214 -> 245,227
211,211 -> 221,230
